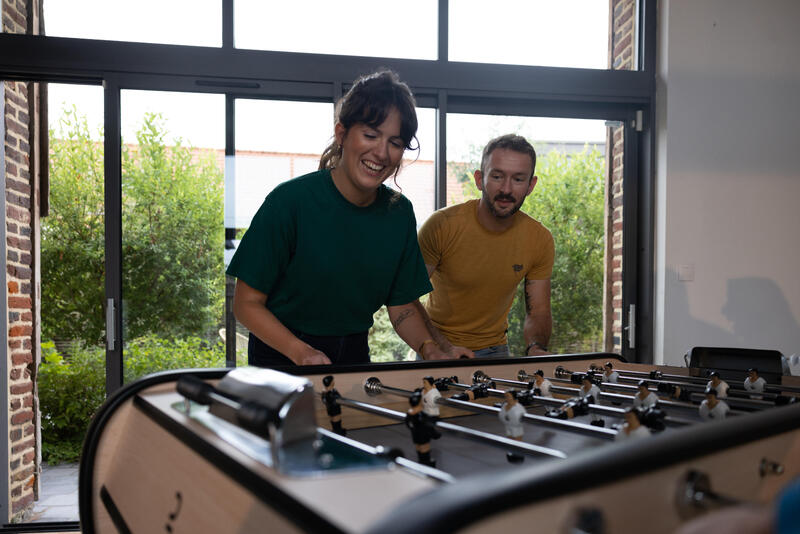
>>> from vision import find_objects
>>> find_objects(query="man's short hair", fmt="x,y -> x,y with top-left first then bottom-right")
480,134 -> 537,181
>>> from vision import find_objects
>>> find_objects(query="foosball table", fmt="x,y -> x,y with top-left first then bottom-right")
79,352 -> 800,533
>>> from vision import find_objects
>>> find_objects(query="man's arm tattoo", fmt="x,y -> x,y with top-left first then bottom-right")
524,279 -> 536,313
392,308 -> 415,329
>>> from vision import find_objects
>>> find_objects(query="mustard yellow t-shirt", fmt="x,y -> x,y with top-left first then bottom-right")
418,199 -> 554,350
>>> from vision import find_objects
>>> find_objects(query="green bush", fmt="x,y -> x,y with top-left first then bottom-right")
39,336 -> 227,464
38,341 -> 105,464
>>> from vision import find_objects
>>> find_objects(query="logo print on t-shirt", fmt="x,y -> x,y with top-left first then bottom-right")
513,264 -> 523,272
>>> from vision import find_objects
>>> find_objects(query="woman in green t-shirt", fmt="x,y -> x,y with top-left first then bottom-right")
227,70 -> 459,367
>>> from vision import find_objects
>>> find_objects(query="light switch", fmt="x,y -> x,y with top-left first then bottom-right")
678,264 -> 695,281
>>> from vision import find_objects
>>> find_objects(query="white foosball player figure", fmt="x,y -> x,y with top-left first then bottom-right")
699,387 -> 730,420
615,407 -> 651,441
706,371 -> 730,399
633,380 -> 659,410
498,390 -> 526,463
531,369 -> 553,397
422,375 -> 442,418
743,367 -> 767,400
603,361 -> 620,384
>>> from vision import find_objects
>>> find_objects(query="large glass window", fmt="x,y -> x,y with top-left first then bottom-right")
234,0 -> 437,59
120,90 -> 226,382
43,0 -> 221,46
446,113 -> 608,355
449,0 -> 609,69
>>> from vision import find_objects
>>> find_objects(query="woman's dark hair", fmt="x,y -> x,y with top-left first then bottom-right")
319,69 -> 419,179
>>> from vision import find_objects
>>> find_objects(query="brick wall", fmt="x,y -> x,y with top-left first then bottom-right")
3,0 -> 41,521
605,0 -> 636,354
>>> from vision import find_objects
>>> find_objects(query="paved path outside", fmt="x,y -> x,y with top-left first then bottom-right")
27,463 -> 79,523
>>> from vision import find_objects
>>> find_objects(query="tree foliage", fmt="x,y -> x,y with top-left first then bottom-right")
43,110 -> 225,345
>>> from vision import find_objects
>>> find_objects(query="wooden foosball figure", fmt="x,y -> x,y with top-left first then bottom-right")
405,391 -> 440,467
321,375 -> 346,436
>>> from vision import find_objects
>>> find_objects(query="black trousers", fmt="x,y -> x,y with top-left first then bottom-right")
247,329 -> 370,367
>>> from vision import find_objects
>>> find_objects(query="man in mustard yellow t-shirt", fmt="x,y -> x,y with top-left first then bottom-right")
418,134 -> 554,358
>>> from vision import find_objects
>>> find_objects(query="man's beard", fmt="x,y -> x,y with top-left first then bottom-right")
485,192 -> 524,219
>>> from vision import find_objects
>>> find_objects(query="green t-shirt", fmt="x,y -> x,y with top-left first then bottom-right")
226,169 -> 432,336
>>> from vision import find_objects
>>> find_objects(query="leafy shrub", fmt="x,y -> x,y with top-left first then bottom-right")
38,341 -> 105,464
39,336 -> 227,464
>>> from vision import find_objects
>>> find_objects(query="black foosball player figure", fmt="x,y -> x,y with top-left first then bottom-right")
706,371 -> 730,399
614,407 -> 651,441
530,369 -> 553,398
545,395 -> 592,420
744,367 -> 767,399
405,391 -> 439,467
498,390 -> 526,463
451,382 -> 490,401
578,375 -> 606,427
699,387 -> 730,420
659,381 -> 692,402
321,375 -> 346,436
633,380 -> 659,410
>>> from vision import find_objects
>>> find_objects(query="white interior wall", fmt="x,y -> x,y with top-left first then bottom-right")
655,0 -> 800,366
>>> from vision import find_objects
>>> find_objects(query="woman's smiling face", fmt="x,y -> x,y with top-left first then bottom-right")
332,107 -> 404,206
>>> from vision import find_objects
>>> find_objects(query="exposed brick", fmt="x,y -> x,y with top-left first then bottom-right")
20,252 -> 31,264
22,452 -> 34,464
10,486 -> 21,498
9,458 -> 20,470
20,225 -> 31,237
4,145 -> 27,166
4,86 -> 26,108
10,398 -> 21,410
10,409 -> 33,425
11,438 -> 35,454
5,115 -> 26,137
23,395 -> 32,408
22,337 -> 31,349
612,196 -> 623,208
21,312 -> 32,322
8,280 -> 19,293
8,316 -> 32,328
8,301 -> 32,314
23,424 -> 34,436
18,110 -> 29,127
11,352 -> 32,365
8,265 -> 32,279
9,367 -> 21,380
12,492 -> 34,514
20,139 -> 30,153
6,190 -> 31,209
7,221 -> 18,233
7,204 -> 31,224
6,160 -> 18,177
10,380 -> 33,394
12,466 -> 34,482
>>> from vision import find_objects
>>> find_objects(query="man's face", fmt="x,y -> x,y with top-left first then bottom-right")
474,148 -> 536,219
748,370 -> 757,381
